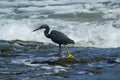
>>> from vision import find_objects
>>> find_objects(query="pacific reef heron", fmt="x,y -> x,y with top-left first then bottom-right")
33,24 -> 75,58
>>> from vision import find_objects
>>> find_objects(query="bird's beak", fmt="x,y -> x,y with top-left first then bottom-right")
33,27 -> 41,32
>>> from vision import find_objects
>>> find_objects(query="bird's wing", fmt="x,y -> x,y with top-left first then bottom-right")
50,30 -> 66,37
50,30 -> 74,44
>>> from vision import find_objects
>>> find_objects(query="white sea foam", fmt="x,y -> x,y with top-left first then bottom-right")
41,65 -> 68,73
115,58 -> 120,63
1,19 -> 120,48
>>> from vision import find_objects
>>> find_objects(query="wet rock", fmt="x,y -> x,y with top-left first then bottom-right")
8,39 -> 56,50
48,58 -> 77,66
107,59 -> 117,64
32,58 -> 78,66
79,57 -> 106,64
35,43 -> 56,49
31,57 -> 107,66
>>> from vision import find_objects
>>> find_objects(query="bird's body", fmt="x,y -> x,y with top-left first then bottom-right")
50,30 -> 74,45
33,24 -> 75,58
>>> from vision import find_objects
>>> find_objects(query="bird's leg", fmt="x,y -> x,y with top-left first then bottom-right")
58,44 -> 61,55
64,45 -> 74,58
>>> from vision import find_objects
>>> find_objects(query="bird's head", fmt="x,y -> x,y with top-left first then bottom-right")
33,24 -> 49,32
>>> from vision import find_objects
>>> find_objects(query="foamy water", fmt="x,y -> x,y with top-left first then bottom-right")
0,0 -> 120,48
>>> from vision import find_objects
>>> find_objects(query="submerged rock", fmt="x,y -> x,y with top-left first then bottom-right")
0,43 -> 13,52
31,57 -> 107,66
48,58 -> 77,66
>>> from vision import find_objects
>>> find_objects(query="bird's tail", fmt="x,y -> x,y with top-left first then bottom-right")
69,40 -> 75,44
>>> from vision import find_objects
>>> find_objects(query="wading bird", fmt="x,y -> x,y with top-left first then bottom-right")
33,24 -> 75,58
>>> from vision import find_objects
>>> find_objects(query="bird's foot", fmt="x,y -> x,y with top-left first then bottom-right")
67,52 -> 74,58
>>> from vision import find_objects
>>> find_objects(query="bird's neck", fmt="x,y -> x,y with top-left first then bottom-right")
44,27 -> 51,38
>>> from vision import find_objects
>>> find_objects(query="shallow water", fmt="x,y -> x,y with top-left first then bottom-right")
0,40 -> 120,80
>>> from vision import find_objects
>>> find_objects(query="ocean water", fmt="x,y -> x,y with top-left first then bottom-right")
0,0 -> 120,80
0,0 -> 120,48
